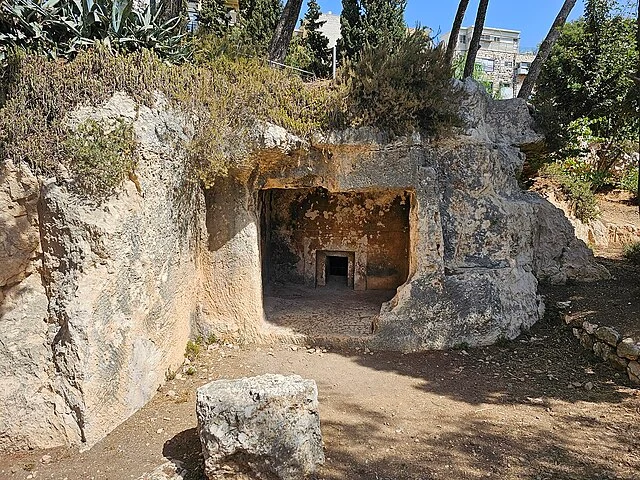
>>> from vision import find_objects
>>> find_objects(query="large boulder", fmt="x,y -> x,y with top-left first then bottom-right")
196,374 -> 324,480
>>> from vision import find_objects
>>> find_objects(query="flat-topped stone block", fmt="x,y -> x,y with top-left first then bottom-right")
196,374 -> 324,480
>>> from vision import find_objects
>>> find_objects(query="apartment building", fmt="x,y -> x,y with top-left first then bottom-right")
441,26 -> 536,99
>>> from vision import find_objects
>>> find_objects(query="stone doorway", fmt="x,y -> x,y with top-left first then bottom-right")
316,251 -> 355,288
259,187 -> 414,342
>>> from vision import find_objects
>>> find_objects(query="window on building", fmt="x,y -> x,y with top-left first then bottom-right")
504,61 -> 513,67
477,58 -> 495,73
460,35 -> 467,44
493,36 -> 501,42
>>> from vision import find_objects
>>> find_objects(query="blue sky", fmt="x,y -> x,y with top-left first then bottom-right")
303,1 -> 586,51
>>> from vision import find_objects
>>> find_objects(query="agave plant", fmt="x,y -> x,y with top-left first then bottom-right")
0,0 -> 191,63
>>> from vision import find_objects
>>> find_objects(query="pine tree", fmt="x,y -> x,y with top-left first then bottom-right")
238,0 -> 283,54
302,0 -> 331,77
337,0 -> 362,62
268,0 -> 304,63
337,0 -> 407,62
199,0 -> 232,36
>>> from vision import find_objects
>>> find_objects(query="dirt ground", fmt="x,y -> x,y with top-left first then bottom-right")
1,297 -> 639,480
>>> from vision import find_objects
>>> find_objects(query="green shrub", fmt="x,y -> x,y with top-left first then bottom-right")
623,242 -> 640,264
542,162 -> 600,222
0,48 -> 338,190
339,29 -> 461,136
619,166 -> 638,196
64,119 -> 138,197
185,338 -> 202,360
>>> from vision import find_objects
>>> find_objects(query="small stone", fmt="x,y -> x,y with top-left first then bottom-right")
595,326 -> 621,347
583,322 -> 598,335
580,332 -> 594,351
593,341 -> 613,360
607,353 -> 629,372
617,338 -> 640,361
290,345 -> 298,352
584,382 -> 594,391
572,328 -> 581,339
166,390 -> 177,398
156,428 -> 164,434
364,347 -> 371,354
556,301 -> 571,311
175,373 -> 183,380
307,348 -> 316,354
627,361 -> 640,383
41,454 -> 52,464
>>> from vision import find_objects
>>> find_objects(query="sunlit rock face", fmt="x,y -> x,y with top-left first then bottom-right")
0,80 -> 607,451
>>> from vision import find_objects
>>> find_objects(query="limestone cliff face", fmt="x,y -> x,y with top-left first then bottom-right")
1,94 -> 203,450
0,83 -> 608,452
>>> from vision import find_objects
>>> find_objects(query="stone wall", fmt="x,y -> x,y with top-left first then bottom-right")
559,305 -> 640,385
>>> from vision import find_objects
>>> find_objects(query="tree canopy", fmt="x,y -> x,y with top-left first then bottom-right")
337,0 -> 407,62
533,0 -> 638,155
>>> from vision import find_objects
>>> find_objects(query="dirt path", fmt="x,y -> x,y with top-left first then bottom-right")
1,307 -> 638,480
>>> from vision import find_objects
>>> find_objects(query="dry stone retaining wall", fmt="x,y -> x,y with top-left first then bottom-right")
559,305 -> 640,385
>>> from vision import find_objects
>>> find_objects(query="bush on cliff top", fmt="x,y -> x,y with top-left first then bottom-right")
0,37 -> 461,193
0,47 -> 337,188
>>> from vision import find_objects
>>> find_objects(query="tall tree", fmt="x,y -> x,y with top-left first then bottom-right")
445,0 -> 470,66
268,0 -> 304,63
337,0 -> 362,61
463,0 -> 489,78
517,0 -> 577,99
337,0 -> 407,62
532,0 -> 638,182
239,0 -> 282,54
302,0 -> 332,77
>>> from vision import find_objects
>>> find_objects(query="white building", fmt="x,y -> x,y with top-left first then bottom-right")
441,26 -> 536,99
317,12 -> 341,49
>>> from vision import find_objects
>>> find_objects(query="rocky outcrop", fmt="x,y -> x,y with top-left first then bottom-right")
1,94 -> 204,451
0,82 -> 609,451
0,160 -> 81,450
196,374 -> 324,480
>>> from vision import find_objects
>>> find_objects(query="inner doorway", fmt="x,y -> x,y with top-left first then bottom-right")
327,255 -> 348,286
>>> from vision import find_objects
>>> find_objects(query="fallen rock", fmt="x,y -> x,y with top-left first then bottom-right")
628,361 -> 640,385
595,326 -> 621,347
607,353 -> 629,372
617,338 -> 640,361
583,322 -> 598,335
196,374 -> 324,480
593,341 -> 613,361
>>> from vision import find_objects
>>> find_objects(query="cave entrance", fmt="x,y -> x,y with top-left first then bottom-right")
259,187 -> 415,341
317,251 -> 354,288
327,255 -> 348,284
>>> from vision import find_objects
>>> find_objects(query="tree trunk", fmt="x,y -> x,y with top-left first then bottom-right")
445,0 -> 470,66
463,0 -> 489,78
517,0 -> 577,99
268,0 -> 304,64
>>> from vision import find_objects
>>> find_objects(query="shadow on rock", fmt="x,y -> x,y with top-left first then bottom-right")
163,428 -> 204,480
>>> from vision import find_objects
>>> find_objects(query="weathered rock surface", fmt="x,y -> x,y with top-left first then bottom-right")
0,82 -> 611,451
196,374 -> 324,480
0,161 -> 81,450
617,338 -> 640,360
137,460 -> 187,480
1,93 -> 203,451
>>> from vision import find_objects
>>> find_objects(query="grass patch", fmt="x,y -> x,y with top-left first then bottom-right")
623,242 -> 640,264
64,118 -> 138,198
541,162 -> 600,222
